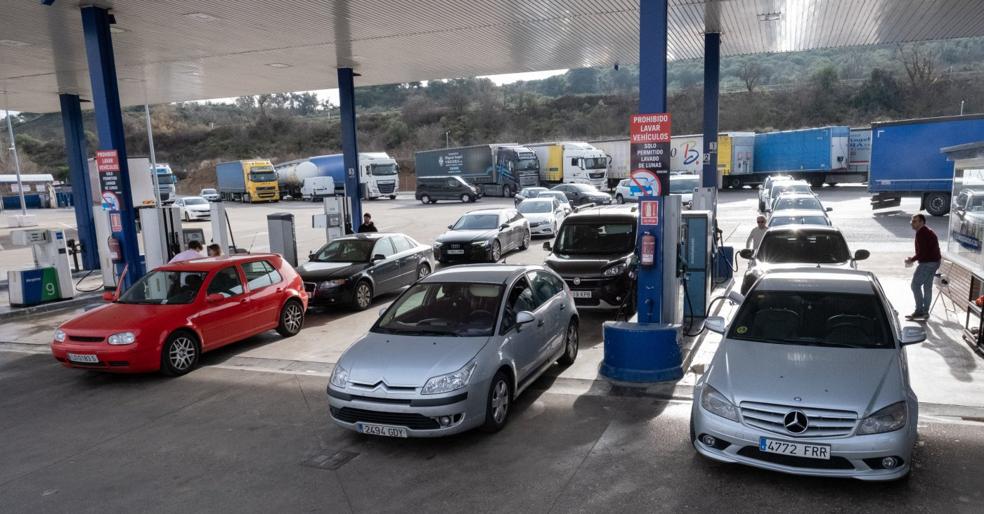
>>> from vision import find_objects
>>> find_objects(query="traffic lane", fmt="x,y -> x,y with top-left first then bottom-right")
3,354 -> 984,512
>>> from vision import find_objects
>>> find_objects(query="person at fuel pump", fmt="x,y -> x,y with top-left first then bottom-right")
169,240 -> 204,263
745,215 -> 768,251
207,244 -> 222,257
359,213 -> 378,232
905,213 -> 941,321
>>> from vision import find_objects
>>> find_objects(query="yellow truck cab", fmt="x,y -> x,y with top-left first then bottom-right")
216,159 -> 280,202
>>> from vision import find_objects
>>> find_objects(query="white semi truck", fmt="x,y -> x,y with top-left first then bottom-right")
276,152 -> 400,200
526,141 -> 609,189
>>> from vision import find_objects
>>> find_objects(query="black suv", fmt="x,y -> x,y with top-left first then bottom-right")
543,205 -> 637,310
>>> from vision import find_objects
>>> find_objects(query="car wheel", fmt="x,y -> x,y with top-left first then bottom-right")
389,194 -> 396,200
925,192 -> 950,216
616,194 -> 624,204
558,318 -> 579,366
728,177 -> 742,189
482,370 -> 512,433
160,331 -> 200,377
520,230 -> 531,250
461,193 -> 470,203
502,185 -> 512,198
490,240 -> 502,262
353,280 -> 373,311
417,262 -> 431,281
420,194 -> 431,205
276,299 -> 304,337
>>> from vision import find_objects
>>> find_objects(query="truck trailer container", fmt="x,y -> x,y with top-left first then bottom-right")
752,126 -> 856,187
848,128 -> 872,176
525,141 -> 608,189
413,144 -> 539,197
276,152 -> 399,200
869,114 -> 984,216
216,159 -> 279,203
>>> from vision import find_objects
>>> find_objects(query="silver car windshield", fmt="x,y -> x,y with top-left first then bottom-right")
756,232 -> 850,263
374,282 -> 504,337
728,291 -> 893,349
775,196 -> 822,211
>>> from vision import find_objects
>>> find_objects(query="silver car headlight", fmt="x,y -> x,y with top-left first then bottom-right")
330,363 -> 350,389
422,361 -> 477,395
700,384 -> 739,422
54,329 -> 66,343
856,401 -> 907,435
107,332 -> 136,345
603,262 -> 627,276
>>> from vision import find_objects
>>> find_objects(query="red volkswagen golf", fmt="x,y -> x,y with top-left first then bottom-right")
50,254 -> 308,376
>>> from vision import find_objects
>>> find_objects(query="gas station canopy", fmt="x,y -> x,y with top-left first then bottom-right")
2,0 -> 984,113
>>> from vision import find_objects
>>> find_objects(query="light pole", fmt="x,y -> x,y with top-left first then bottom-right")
4,109 -> 27,215
445,129 -> 451,148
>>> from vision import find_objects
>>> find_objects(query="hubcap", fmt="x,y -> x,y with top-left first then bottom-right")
169,337 -> 196,371
567,324 -> 578,357
491,380 -> 509,423
357,284 -> 371,308
418,265 -> 430,279
492,243 -> 501,261
462,194 -> 469,202
284,303 -> 302,333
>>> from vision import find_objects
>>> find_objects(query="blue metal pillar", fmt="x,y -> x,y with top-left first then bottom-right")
59,93 -> 99,270
702,32 -> 720,189
81,6 -> 142,287
337,68 -> 363,232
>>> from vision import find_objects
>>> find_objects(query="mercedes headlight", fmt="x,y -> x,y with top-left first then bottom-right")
107,332 -> 136,345
54,329 -> 66,343
422,362 -> 477,395
603,262 -> 628,277
700,384 -> 739,422
856,402 -> 907,435
330,363 -> 350,389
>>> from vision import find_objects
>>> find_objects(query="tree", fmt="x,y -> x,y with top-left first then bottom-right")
854,68 -> 903,113
566,68 -> 599,94
737,61 -> 771,92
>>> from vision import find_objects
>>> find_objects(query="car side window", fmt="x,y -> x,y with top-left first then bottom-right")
447,179 -> 457,188
243,260 -> 282,290
510,210 -> 522,223
207,266 -> 244,298
527,271 -> 561,308
391,236 -> 413,253
500,278 -> 537,334
373,238 -> 396,258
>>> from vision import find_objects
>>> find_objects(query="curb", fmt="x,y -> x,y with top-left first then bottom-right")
0,293 -> 103,321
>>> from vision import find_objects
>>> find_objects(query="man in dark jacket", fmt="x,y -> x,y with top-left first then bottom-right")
905,213 -> 941,321
359,213 -> 378,232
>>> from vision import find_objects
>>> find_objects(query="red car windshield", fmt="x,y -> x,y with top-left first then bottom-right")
118,270 -> 207,305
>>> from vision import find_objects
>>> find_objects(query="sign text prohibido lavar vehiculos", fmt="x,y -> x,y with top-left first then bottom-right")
629,113 -> 671,196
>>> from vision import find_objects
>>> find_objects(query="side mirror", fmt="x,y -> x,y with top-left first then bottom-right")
728,290 -> 745,304
738,249 -> 754,259
826,207 -> 833,212
308,251 -> 315,260
448,224 -> 453,230
371,254 -> 387,263
516,311 -> 536,326
900,324 -> 926,345
705,316 -> 726,334
542,241 -> 552,252
378,307 -> 388,318
102,291 -> 116,302
500,223 -> 509,230
854,249 -> 870,261
206,293 -> 225,303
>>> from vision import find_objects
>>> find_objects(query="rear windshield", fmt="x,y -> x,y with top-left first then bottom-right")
769,215 -> 829,227
555,221 -> 635,255
757,231 -> 850,263
519,201 -> 553,214
728,291 -> 892,348
774,196 -> 822,211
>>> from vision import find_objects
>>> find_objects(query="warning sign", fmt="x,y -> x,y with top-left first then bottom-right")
630,113 -> 671,196
640,200 -> 659,226
95,150 -> 120,172
110,212 -> 122,233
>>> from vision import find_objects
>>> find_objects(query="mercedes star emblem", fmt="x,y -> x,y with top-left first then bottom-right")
783,410 -> 809,434
573,277 -> 581,285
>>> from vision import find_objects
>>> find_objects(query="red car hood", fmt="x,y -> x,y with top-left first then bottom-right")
60,302 -> 184,335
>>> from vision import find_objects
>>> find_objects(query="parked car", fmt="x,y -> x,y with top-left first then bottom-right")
538,191 -> 574,215
693,269 -> 923,481
769,192 -> 830,214
518,197 -> 567,237
199,188 -> 220,202
670,173 -> 701,208
434,208 -> 531,264
767,210 -> 832,227
551,183 -> 612,206
174,196 -> 211,221
738,226 -> 869,295
298,233 -> 434,310
758,175 -> 794,211
327,264 -> 579,437
613,178 -> 639,204
514,186 -> 549,206
762,180 -> 812,212
50,254 -> 307,376
416,175 -> 480,204
543,205 -> 637,311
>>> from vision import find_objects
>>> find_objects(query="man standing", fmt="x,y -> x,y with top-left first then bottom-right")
905,213 -> 941,321
359,213 -> 378,232
169,240 -> 204,263
746,215 -> 768,251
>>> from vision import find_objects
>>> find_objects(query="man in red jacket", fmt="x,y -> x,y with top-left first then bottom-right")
904,213 -> 941,321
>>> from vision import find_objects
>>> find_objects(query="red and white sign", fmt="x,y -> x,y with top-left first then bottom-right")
640,200 -> 659,226
109,212 -> 122,233
95,150 -> 120,172
629,168 -> 662,196
629,113 -> 671,144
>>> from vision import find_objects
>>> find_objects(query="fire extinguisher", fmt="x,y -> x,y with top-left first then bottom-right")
640,231 -> 656,266
107,236 -> 122,263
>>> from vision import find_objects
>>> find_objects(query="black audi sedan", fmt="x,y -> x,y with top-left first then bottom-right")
298,233 -> 434,310
433,208 -> 531,264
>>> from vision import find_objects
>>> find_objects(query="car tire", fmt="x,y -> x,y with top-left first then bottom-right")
925,192 -> 950,216
417,262 -> 431,281
728,177 -> 742,189
558,318 -> 579,366
461,193 -> 470,203
616,194 -> 624,204
420,194 -> 431,205
502,185 -> 512,198
160,331 -> 200,377
481,370 -> 512,433
520,230 -> 531,250
276,299 -> 305,337
389,195 -> 397,200
352,280 -> 373,311
490,240 -> 502,262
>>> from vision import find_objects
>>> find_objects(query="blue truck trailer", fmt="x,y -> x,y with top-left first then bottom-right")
752,126 -> 859,187
869,115 -> 984,216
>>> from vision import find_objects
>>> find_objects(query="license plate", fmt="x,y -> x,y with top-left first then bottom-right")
571,290 -> 592,299
447,249 -> 465,255
67,353 -> 99,364
759,437 -> 830,460
357,422 -> 408,438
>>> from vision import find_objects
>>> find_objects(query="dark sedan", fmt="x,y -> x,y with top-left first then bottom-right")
298,233 -> 434,310
434,208 -> 531,264
551,183 -> 612,206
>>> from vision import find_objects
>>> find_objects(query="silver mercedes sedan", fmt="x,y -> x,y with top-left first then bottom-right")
691,269 -> 924,480
327,264 -> 579,437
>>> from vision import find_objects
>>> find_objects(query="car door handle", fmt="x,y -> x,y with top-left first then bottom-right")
537,319 -> 544,327
559,302 -> 565,310
239,298 -> 249,304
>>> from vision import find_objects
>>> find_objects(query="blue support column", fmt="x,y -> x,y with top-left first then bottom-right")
81,6 -> 142,288
337,68 -> 363,232
59,93 -> 99,270
702,32 -> 720,189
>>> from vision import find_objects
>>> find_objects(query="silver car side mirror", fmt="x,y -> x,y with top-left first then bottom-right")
900,324 -> 926,345
516,311 -> 536,326
728,290 -> 745,304
378,307 -> 388,318
705,316 -> 726,334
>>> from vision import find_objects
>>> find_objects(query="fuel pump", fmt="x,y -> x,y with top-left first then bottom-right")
267,212 -> 298,266
7,228 -> 75,307
139,205 -> 183,270
313,194 -> 346,244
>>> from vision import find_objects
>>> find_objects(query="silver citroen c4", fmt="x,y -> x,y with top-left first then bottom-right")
327,264 -> 579,437
691,269 -> 924,480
